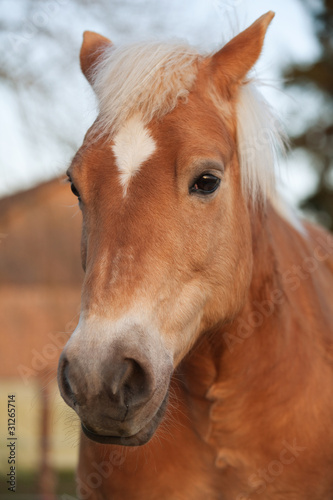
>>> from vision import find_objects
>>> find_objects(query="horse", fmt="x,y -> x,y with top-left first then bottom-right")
57,11 -> 333,499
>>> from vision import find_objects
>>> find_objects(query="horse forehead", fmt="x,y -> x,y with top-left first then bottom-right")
111,115 -> 157,197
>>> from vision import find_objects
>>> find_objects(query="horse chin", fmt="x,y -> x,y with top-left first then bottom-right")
81,391 -> 169,447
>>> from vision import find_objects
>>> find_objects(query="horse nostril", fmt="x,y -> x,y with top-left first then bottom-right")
105,357 -> 154,409
125,358 -> 149,400
58,354 -> 76,408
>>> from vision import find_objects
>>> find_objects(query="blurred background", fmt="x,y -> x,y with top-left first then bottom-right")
0,0 -> 332,498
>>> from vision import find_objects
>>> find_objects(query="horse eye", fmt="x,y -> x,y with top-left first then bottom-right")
70,182 -> 80,199
190,174 -> 221,195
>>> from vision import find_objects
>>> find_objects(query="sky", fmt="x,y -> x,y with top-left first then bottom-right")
0,0 -> 322,204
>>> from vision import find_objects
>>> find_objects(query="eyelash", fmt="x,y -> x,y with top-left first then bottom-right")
67,176 -> 81,201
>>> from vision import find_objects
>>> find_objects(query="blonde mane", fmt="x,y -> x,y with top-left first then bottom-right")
91,41 -> 202,135
91,39 -> 286,203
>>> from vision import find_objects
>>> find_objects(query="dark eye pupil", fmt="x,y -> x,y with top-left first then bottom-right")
191,174 -> 220,194
70,183 -> 80,198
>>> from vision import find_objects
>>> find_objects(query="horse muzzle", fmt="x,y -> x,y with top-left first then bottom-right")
57,325 -> 173,446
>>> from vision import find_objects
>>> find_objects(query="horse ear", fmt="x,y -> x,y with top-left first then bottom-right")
211,11 -> 275,93
80,31 -> 112,84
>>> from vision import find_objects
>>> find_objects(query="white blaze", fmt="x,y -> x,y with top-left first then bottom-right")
112,115 -> 156,196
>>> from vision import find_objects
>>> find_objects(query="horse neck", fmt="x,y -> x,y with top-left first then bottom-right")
175,201 -> 333,475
